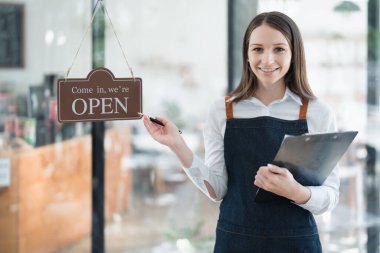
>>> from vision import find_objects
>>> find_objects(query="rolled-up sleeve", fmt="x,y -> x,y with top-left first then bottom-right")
183,98 -> 228,201
297,166 -> 340,214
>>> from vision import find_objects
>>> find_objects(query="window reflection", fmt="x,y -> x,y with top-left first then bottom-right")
0,0 -> 379,252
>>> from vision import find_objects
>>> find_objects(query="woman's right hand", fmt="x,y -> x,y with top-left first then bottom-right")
142,115 -> 181,148
143,115 -> 193,168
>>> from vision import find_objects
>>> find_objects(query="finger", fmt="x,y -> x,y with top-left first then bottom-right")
255,170 -> 269,187
256,166 -> 269,175
154,116 -> 169,125
144,116 -> 163,132
268,164 -> 286,175
254,175 -> 263,188
143,115 -> 153,128
255,177 -> 270,190
256,167 -> 271,181
143,118 -> 154,135
143,115 -> 152,128
256,174 -> 279,192
143,116 -> 161,134
143,115 -> 154,127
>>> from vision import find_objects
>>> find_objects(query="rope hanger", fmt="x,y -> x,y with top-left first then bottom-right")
65,0 -> 135,80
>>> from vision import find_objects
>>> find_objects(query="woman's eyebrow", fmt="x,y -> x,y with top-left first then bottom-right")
249,42 -> 288,47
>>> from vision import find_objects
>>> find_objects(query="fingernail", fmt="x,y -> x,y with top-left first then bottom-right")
267,163 -> 274,167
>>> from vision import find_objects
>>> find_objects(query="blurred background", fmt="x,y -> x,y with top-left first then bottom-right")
0,0 -> 379,252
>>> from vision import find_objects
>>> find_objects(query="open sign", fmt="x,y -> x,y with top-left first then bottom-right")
57,68 -> 142,122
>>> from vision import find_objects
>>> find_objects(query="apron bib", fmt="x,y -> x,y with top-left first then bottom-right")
214,97 -> 322,253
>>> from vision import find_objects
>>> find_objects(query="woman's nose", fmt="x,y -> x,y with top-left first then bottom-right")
262,52 -> 275,64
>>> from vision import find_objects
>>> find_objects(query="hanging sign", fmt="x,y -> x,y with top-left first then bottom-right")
57,67 -> 142,122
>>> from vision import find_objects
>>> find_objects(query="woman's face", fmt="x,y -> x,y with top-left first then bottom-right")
247,24 -> 292,89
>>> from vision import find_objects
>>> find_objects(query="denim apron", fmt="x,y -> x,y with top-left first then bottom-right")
214,96 -> 322,253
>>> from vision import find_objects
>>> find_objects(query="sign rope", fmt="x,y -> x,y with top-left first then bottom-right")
65,0 -> 135,80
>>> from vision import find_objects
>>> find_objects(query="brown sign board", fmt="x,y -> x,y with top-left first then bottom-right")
57,68 -> 142,122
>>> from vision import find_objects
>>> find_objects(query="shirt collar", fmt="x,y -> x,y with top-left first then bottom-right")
284,87 -> 303,106
230,87 -> 303,105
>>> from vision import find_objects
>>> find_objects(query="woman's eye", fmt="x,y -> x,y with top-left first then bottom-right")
252,48 -> 263,52
275,47 -> 285,52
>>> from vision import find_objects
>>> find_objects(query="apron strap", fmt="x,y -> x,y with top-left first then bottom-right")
299,98 -> 309,120
225,96 -> 233,119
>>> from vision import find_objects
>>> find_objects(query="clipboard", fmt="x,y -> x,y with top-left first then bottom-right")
254,131 -> 358,203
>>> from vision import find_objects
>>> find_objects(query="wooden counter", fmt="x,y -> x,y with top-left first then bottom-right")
0,127 -> 132,253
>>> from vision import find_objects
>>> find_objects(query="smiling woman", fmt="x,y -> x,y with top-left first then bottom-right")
0,0 -> 372,251
231,11 -> 314,105
142,11 -> 339,253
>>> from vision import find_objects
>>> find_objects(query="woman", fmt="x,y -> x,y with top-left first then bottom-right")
143,11 -> 339,253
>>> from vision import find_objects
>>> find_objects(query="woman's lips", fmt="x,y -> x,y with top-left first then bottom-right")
258,67 -> 280,75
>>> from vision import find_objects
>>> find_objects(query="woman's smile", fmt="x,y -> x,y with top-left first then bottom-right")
258,67 -> 280,75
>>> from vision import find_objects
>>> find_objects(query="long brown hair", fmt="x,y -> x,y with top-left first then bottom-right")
230,11 -> 315,103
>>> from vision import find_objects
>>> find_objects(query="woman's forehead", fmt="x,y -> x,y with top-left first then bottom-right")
248,25 -> 289,45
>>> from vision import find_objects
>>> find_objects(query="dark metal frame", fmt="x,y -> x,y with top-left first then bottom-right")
91,0 -> 106,252
227,0 -> 258,93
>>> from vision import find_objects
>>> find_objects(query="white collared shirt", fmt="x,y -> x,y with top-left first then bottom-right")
184,88 -> 340,215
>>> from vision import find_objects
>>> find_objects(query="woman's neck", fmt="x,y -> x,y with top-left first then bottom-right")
254,83 -> 286,106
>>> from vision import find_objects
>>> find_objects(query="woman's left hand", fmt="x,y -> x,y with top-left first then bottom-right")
254,164 -> 311,204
